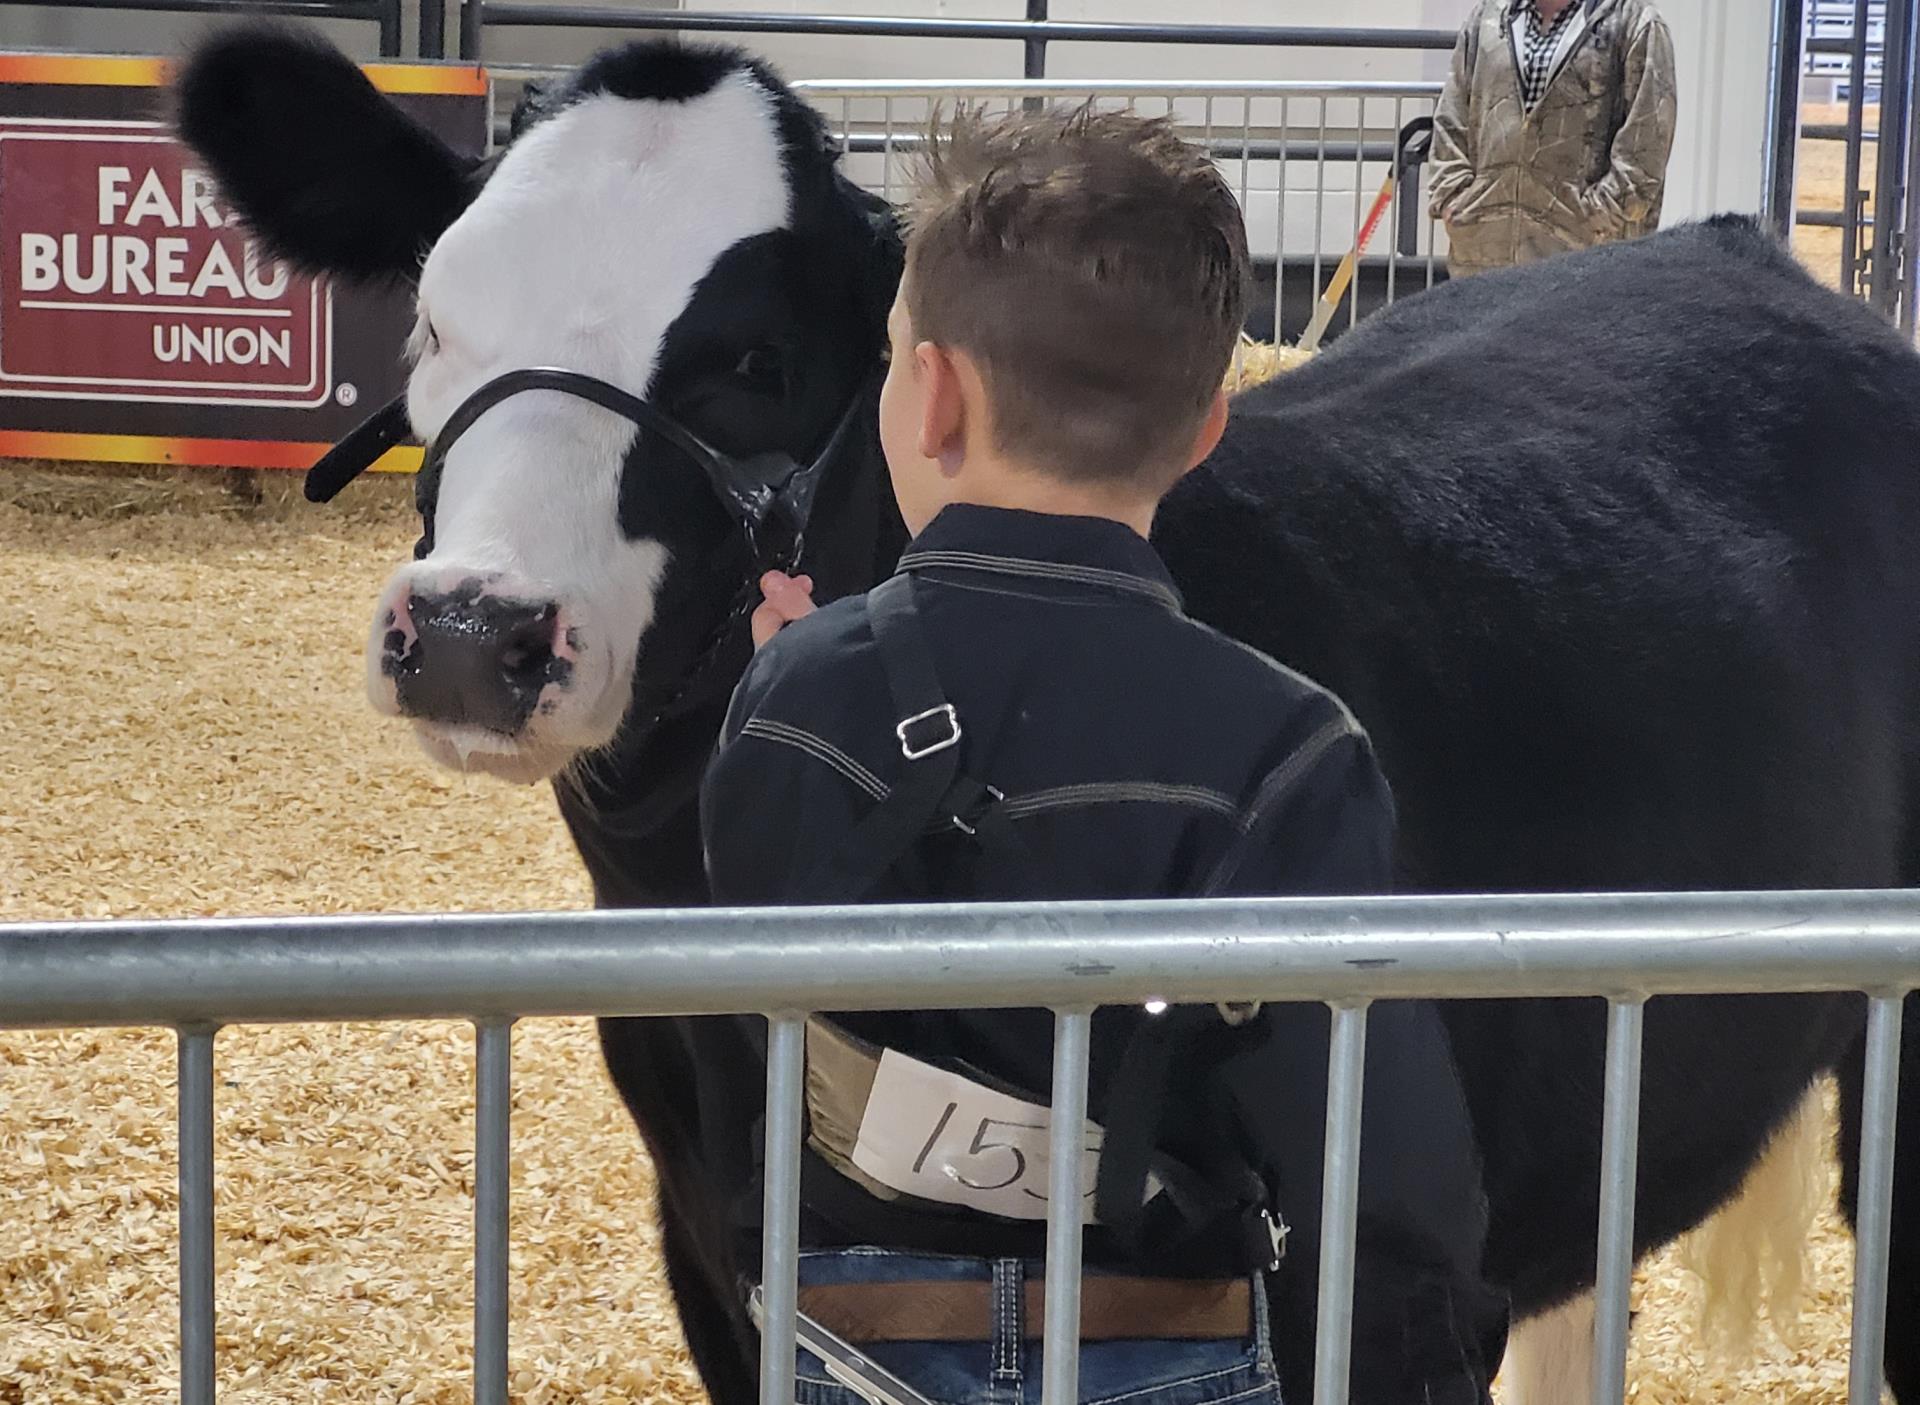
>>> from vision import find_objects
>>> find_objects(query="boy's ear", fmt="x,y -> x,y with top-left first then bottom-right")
1185,389 -> 1231,470
174,24 -> 481,284
915,341 -> 971,472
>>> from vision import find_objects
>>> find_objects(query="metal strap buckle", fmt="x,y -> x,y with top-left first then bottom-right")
950,785 -> 1005,837
896,704 -> 962,761
1262,1208 -> 1290,1270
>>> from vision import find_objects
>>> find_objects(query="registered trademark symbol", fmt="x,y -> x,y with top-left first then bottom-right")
335,383 -> 359,407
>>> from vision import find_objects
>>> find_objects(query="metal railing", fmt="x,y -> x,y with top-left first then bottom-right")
1773,0 -> 1920,325
1,889 -> 1913,1405
0,0 -> 405,55
453,6 -> 1456,65
788,80 -> 1445,343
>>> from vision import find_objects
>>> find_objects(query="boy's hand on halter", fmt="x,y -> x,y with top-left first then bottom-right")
751,571 -> 816,650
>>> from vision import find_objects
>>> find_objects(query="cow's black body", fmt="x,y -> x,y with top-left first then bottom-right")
557,215 -> 1920,1403
175,29 -> 1920,1403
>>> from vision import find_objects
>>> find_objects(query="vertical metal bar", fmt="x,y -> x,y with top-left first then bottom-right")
1207,94 -> 1240,366
178,1026 -> 217,1405
377,0 -> 401,57
1236,96 -> 1257,338
760,1016 -> 807,1405
419,0 -> 447,60
1426,90 -> 1440,290
1906,22 -> 1920,335
840,95 -> 852,160
1847,993 -> 1906,1405
1042,1009 -> 1093,1405
1591,998 -> 1647,1405
474,1019 -> 512,1405
1427,128 -> 1439,295
1873,0 -> 1918,317
1311,1002 -> 1369,1405
1024,0 -> 1049,80
459,0 -> 483,62
1843,0 -> 1874,295
1314,100 -> 1329,303
1762,0 -> 1807,239
1349,99 -> 1366,331
1275,97 -> 1289,343
882,96 -> 895,201
1388,95 -> 1403,306
1238,96 -> 1254,215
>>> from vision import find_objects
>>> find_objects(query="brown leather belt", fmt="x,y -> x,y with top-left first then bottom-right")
795,1277 -> 1251,1344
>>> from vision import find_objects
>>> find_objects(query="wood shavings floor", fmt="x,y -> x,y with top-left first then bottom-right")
0,465 -> 1866,1403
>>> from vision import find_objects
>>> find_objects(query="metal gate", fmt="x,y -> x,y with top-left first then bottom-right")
1765,0 -> 1920,328
790,79 -> 1444,345
2,890 -> 1913,1405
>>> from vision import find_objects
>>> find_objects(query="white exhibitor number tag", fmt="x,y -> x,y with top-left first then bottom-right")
850,1049 -> 1104,1223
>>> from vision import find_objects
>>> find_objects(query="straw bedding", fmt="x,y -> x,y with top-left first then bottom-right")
0,438 -> 1866,1402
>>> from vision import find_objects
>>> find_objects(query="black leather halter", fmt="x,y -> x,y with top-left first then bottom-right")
307,364 -> 880,786
303,364 -> 876,576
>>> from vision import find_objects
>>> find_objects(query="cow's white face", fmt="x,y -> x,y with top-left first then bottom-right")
368,79 -> 791,782
178,31 -> 899,785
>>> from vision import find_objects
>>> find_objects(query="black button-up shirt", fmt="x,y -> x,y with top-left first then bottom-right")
704,503 -> 1392,910
699,505 -> 1500,1402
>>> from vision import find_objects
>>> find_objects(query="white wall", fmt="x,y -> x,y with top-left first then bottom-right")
1662,0 -> 1772,219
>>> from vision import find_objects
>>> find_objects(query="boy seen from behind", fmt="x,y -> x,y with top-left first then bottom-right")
702,108 -> 1505,1405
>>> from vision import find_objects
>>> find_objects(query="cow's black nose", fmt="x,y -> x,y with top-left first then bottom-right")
385,588 -> 571,734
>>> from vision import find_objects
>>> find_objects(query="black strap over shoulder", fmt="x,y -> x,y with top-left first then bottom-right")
792,575 -> 965,903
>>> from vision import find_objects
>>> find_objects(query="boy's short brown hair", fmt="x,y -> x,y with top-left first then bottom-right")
907,105 -> 1250,487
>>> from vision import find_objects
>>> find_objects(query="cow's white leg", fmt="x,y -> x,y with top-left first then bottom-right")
1499,1292 -> 1595,1405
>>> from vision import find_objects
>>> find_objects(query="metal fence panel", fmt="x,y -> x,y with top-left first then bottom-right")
2,889 -> 1915,1405
782,79 -> 1446,342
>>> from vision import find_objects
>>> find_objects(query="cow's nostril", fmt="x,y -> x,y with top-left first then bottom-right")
499,611 -> 558,688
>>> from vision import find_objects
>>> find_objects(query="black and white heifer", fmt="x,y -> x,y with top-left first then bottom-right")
178,28 -> 1920,1405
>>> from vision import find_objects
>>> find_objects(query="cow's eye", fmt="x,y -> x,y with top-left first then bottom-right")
733,345 -> 784,390
412,315 -> 441,363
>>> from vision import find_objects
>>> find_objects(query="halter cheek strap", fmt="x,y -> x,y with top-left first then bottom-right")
301,364 -> 878,575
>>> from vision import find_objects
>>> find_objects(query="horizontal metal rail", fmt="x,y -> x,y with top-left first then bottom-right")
1811,34 -> 1889,53
463,7 -> 1457,50
6,890 -> 1920,1029
1800,207 -> 1869,226
832,133 -> 1416,166
790,79 -> 1446,100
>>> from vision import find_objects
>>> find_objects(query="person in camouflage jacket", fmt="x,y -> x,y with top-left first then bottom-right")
1428,0 -> 1677,277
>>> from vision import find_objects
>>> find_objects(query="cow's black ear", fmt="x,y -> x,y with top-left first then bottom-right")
843,176 -> 905,340
175,24 -> 479,283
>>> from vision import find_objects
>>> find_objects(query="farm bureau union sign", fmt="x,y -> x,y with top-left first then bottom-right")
0,53 -> 488,472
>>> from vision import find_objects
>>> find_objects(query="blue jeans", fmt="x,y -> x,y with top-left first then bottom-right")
792,1249 -> 1284,1405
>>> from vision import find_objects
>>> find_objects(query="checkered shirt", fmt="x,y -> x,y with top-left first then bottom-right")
1514,0 -> 1584,112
